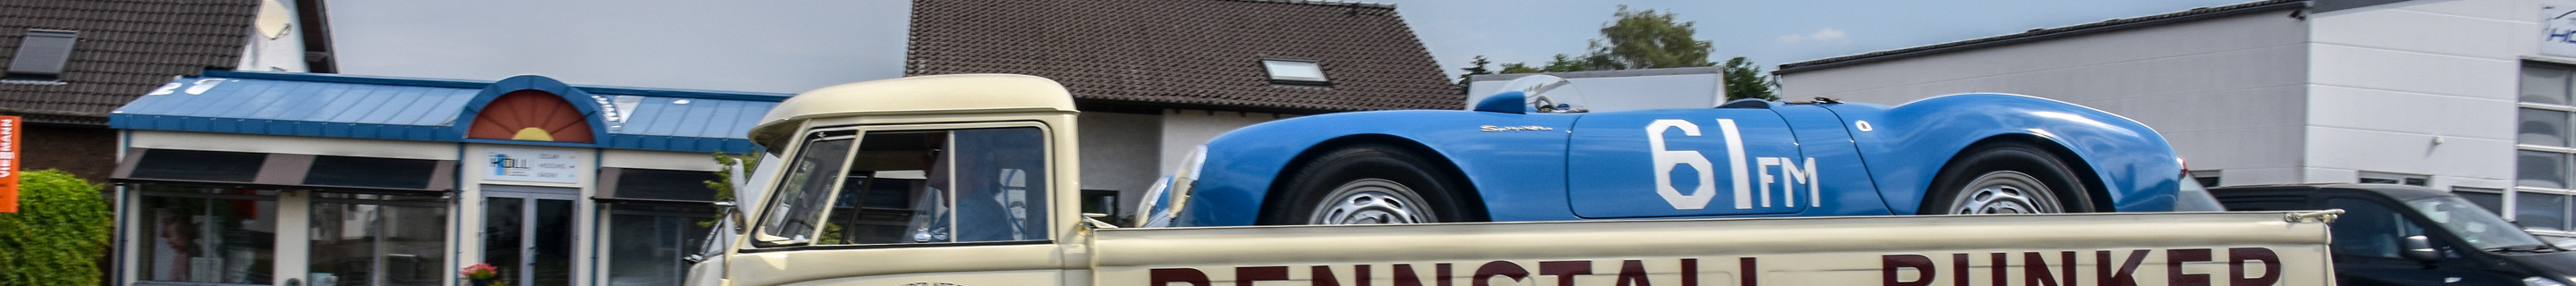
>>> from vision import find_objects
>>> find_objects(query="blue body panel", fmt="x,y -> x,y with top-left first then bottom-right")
1823,94 -> 2180,214
1174,93 -> 2178,226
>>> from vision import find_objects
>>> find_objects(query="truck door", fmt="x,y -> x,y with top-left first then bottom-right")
2324,197 -> 2521,286
729,124 -> 1065,285
1565,108 -> 1807,218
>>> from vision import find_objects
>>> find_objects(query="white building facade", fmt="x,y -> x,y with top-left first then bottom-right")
1775,0 -> 2576,229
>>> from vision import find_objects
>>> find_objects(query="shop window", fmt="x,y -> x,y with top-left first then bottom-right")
604,204 -> 716,286
5,29 -> 77,82
129,149 -> 267,182
302,156 -> 440,189
757,126 -> 1050,247
603,168 -> 723,202
136,186 -> 276,284
308,192 -> 447,286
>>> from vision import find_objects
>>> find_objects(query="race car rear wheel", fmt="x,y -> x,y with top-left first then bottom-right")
1921,141 -> 2094,214
1264,145 -> 1475,225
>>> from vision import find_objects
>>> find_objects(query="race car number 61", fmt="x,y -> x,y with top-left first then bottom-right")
1647,119 -> 1819,210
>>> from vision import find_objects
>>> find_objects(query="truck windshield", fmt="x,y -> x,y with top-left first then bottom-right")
2406,196 -> 2550,250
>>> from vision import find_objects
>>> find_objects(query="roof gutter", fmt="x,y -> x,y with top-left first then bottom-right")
1774,0 -> 2308,75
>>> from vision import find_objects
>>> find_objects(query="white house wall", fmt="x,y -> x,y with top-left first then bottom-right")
2301,0 -> 2537,189
236,0 -> 308,72
1777,10 -> 2312,185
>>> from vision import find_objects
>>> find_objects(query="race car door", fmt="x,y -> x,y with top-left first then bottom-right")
1566,108 -> 1807,218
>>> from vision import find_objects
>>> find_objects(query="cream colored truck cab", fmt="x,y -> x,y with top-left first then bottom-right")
697,74 -> 2340,286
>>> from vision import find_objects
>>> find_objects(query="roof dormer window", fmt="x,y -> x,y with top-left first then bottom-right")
4,29 -> 79,83
1261,59 -> 1329,86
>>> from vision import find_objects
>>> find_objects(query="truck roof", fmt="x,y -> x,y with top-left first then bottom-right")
749,73 -> 1076,148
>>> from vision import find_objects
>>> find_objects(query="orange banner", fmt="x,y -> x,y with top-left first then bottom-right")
1,115 -> 19,213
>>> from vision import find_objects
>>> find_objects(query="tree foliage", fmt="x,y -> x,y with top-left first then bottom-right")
0,170 -> 111,286
1456,55 -> 1494,85
1456,5 -> 1779,100
1722,56 -> 1780,101
1592,5 -> 1714,70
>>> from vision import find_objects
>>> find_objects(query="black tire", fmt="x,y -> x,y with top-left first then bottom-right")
1919,141 -> 2096,214
1260,145 -> 1478,225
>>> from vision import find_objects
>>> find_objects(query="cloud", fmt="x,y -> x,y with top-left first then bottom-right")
1809,29 -> 1848,41
1777,29 -> 1847,44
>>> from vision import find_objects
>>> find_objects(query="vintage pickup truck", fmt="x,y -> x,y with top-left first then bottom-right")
687,73 -> 2337,286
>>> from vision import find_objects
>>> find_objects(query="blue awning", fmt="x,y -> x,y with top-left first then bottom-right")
110,71 -> 789,154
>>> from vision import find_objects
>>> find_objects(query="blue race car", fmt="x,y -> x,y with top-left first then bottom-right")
1134,75 -> 2181,227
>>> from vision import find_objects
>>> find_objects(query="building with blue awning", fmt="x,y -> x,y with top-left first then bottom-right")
107,70 -> 782,286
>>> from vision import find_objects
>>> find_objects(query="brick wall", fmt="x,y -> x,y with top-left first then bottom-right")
25,125 -> 115,182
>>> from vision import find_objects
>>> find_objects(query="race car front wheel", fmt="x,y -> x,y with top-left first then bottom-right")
1921,141 -> 2095,214
1263,145 -> 1474,225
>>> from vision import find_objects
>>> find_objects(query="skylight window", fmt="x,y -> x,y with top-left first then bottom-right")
5,29 -> 78,82
1261,59 -> 1328,85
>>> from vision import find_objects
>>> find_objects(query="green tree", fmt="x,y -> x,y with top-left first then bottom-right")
1591,5 -> 1715,69
0,170 -> 111,286
1540,55 -> 1592,72
1721,56 -> 1779,101
1499,63 -> 1541,74
702,152 -> 761,205
1457,55 -> 1495,85
1498,5 -> 1718,72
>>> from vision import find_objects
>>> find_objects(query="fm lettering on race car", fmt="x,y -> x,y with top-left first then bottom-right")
1647,119 -> 1820,210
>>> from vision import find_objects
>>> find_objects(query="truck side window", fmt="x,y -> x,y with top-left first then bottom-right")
815,127 -> 1050,246
755,133 -> 857,245
2327,198 -> 2429,258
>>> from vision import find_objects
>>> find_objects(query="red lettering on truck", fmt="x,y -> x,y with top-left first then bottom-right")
1880,248 -> 2284,286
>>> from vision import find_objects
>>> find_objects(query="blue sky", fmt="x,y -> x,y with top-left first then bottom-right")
328,0 -> 2257,94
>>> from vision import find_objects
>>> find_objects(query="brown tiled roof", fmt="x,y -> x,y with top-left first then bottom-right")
0,0 -> 258,125
907,0 -> 1463,113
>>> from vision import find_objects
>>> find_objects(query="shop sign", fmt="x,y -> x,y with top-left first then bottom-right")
486,147 -> 581,184
0,115 -> 15,213
2545,7 -> 2576,57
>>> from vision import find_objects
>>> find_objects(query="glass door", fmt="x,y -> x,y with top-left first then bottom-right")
483,185 -> 578,286
307,192 -> 448,286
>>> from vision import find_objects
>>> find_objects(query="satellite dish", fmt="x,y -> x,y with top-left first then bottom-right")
254,0 -> 292,39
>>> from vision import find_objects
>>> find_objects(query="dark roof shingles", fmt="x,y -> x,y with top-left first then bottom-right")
0,0 -> 258,125
907,0 -> 1462,113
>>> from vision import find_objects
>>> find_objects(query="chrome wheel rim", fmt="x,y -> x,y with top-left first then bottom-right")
1947,171 -> 2063,214
1309,179 -> 1436,224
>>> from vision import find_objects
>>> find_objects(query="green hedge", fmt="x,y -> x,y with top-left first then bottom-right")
0,170 -> 111,286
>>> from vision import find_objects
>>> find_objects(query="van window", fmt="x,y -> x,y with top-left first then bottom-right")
816,127 -> 1051,245
2326,198 -> 2427,258
755,132 -> 857,245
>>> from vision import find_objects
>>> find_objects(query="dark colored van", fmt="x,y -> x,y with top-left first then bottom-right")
2209,183 -> 2576,286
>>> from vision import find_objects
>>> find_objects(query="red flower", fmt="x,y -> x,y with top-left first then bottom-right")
460,264 -> 500,279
